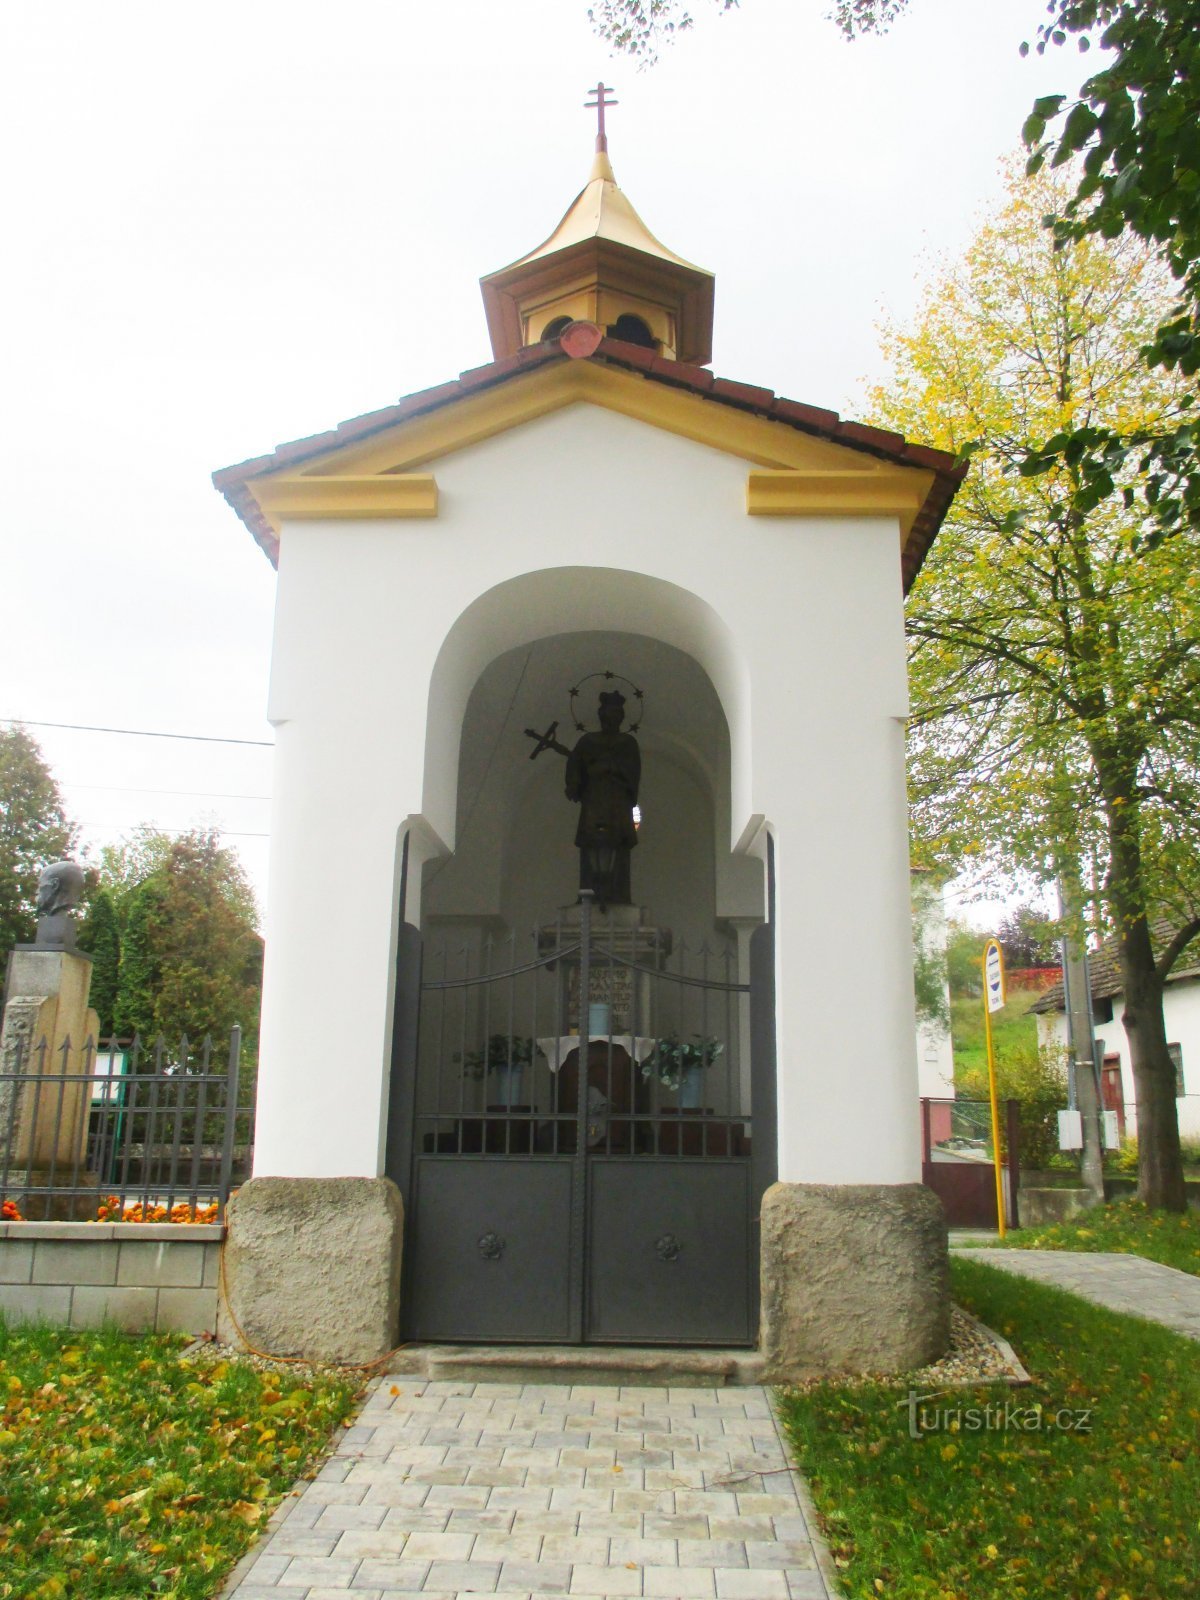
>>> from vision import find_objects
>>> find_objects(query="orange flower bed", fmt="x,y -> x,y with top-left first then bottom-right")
1,1198 -> 23,1222
96,1195 -> 219,1224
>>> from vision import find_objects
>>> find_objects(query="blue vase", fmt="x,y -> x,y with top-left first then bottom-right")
678,1063 -> 704,1109
492,1063 -> 525,1107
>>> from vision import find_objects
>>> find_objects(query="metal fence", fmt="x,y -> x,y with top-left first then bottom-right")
1,1026 -> 254,1222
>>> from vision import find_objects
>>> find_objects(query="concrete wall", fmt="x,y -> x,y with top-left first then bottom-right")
1038,977 -> 1200,1140
257,402 -> 920,1187
0,1222 -> 221,1333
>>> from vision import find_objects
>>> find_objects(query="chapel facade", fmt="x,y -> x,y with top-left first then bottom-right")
214,95 -> 962,1372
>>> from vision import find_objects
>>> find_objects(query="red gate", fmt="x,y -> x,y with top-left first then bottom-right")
920,1097 -> 1020,1230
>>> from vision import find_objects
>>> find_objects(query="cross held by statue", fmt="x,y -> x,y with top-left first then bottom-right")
585,81 -> 618,152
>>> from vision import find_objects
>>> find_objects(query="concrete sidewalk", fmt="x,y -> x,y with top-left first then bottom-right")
221,1379 -> 833,1600
956,1248 -> 1200,1340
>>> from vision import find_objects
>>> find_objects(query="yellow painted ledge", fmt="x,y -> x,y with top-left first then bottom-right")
252,473 -> 438,532
745,468 -> 930,537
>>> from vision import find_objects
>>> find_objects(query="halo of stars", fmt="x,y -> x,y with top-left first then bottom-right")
568,670 -> 645,734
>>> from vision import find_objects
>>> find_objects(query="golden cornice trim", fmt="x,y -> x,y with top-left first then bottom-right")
301,363 -> 863,479
746,468 -> 932,537
251,474 -> 438,534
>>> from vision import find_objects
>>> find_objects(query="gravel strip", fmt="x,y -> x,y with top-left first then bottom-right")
781,1305 -> 1029,1395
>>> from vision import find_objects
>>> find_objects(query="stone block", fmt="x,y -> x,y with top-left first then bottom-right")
759,1181 -> 949,1376
0,1241 -> 34,1284
218,1176 -> 404,1363
0,1284 -> 72,1323
156,1287 -> 219,1334
69,1285 -> 159,1330
31,1239 -> 119,1285
117,1239 -> 206,1287
201,1242 -> 221,1287
1016,1186 -> 1094,1227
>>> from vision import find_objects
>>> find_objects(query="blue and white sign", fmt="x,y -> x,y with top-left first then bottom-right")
984,941 -> 1005,1014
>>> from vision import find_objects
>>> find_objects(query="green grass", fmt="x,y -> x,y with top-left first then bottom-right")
777,1257 -> 1200,1599
0,1318 -> 360,1600
950,986 -> 1040,1081
998,1197 -> 1200,1277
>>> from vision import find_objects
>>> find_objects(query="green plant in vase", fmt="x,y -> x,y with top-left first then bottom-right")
643,1034 -> 724,1105
462,1034 -> 535,1106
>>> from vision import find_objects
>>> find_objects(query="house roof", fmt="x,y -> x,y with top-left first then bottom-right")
213,329 -> 966,584
1030,920 -> 1200,1014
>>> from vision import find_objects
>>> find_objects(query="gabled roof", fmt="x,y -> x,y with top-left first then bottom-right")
213,330 -> 966,585
1030,919 -> 1200,1014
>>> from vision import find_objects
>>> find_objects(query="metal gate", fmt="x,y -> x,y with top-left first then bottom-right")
386,891 -> 777,1346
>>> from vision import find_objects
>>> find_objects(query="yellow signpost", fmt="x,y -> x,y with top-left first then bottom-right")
982,938 -> 1007,1239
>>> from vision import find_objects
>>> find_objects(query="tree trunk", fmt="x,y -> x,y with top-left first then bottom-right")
1118,918 -> 1186,1212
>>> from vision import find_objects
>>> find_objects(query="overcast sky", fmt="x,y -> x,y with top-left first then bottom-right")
1,0 -> 1088,924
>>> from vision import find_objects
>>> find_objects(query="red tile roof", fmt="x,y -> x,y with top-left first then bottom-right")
213,333 -> 966,583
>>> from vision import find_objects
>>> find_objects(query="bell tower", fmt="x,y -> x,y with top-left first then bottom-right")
480,84 -> 715,364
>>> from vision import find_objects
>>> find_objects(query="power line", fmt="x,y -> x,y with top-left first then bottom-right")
77,823 -> 270,841
60,780 -> 272,802
2,717 -> 273,748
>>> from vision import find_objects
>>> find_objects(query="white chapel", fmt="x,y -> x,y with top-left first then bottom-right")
214,92 -> 963,1372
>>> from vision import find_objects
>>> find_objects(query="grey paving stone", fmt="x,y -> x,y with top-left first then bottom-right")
396,1530 -> 475,1561
333,1531 -> 417,1561
499,1560 -> 571,1593
425,1559 -> 501,1591
538,1534 -> 610,1564
278,1553 -> 362,1586
444,1508 -> 515,1533
472,1532 -> 545,1562
643,1567 -> 716,1598
642,1515 -> 709,1542
608,1535 -> 678,1567
785,1569 -> 831,1598
569,1565 -> 641,1596
237,1554 -> 292,1585
423,1484 -> 491,1509
267,1528 -> 342,1557
305,1483 -> 371,1507
314,1505 -> 388,1531
351,1558 -> 430,1589
714,1569 -> 788,1598
745,1540 -> 818,1569
514,1510 -> 582,1536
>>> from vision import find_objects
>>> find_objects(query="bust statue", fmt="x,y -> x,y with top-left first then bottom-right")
34,859 -> 86,950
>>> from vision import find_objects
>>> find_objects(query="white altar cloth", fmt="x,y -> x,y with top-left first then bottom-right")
537,1035 -> 658,1073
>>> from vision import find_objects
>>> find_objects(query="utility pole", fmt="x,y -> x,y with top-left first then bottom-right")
1058,875 -> 1105,1205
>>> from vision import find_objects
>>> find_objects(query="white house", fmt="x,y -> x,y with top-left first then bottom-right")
1033,931 -> 1200,1142
212,112 -> 964,1371
913,872 -> 955,1103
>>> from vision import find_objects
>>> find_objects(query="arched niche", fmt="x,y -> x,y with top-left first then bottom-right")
422,630 -> 761,943
419,566 -> 754,873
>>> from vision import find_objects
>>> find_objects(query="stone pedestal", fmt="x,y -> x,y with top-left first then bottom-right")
1,948 -> 100,1220
219,1176 -> 404,1363
541,904 -> 672,1034
759,1181 -> 949,1376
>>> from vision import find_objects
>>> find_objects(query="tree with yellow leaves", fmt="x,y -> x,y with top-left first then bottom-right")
870,163 -> 1200,1211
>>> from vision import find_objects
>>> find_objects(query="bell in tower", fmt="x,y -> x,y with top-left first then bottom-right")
480,84 -> 715,365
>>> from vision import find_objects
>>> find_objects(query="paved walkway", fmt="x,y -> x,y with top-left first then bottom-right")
222,1379 -> 832,1600
957,1248 -> 1200,1340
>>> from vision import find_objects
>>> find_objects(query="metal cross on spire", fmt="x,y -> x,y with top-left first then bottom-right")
585,81 -> 618,153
